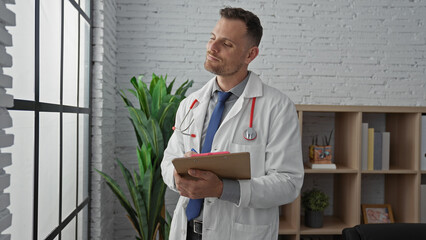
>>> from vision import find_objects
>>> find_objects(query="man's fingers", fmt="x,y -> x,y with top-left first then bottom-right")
184,151 -> 194,158
187,169 -> 211,180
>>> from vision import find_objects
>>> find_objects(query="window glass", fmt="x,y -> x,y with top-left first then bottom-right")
3,0 -> 35,100
62,113 -> 77,220
79,17 -> 90,108
38,112 -> 60,239
3,111 -> 34,240
61,218 -> 76,240
80,0 -> 91,18
39,0 -> 61,104
77,205 -> 89,240
63,0 -> 79,107
78,114 -> 89,204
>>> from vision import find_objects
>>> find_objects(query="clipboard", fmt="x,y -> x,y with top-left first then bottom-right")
172,152 -> 251,180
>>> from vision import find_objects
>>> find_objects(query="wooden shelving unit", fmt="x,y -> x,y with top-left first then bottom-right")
279,105 -> 426,239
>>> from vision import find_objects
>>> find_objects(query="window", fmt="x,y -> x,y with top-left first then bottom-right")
4,0 -> 91,239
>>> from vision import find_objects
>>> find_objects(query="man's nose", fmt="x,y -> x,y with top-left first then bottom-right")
208,40 -> 219,53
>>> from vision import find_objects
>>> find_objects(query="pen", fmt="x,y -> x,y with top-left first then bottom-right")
191,148 -> 198,154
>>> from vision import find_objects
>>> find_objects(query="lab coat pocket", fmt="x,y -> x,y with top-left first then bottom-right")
230,143 -> 266,178
230,222 -> 271,240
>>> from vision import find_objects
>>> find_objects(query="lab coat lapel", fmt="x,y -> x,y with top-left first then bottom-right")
188,77 -> 215,152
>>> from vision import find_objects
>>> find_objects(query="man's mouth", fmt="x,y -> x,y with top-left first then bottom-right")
206,52 -> 221,62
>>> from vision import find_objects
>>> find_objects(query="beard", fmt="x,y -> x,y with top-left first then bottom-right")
204,56 -> 245,77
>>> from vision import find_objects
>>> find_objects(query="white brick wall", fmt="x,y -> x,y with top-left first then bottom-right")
91,0 -> 118,239
92,0 -> 426,239
0,0 -> 13,239
115,0 -> 426,107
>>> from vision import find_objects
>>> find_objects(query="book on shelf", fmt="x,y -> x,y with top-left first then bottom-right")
374,132 -> 382,170
381,132 -> 390,171
422,115 -> 426,170
361,123 -> 368,170
367,128 -> 374,170
363,127 -> 390,171
306,161 -> 336,169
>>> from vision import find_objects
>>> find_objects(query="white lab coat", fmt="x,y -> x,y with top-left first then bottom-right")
161,72 -> 304,240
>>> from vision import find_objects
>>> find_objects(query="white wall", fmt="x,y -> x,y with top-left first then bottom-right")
93,0 -> 426,239
0,0 -> 14,239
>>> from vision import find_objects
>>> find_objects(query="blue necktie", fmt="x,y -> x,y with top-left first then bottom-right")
186,91 -> 232,221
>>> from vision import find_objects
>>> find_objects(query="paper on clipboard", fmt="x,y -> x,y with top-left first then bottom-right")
172,152 -> 251,180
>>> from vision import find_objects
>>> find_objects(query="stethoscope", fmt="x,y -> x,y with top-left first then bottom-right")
172,97 -> 257,141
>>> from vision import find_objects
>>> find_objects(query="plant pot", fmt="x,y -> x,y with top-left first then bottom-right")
305,210 -> 324,228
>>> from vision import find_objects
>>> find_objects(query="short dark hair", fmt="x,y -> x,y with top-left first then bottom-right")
220,7 -> 263,47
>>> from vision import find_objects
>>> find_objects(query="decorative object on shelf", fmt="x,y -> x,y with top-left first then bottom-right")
309,130 -> 334,167
302,188 -> 329,228
96,74 -> 193,240
362,204 -> 395,224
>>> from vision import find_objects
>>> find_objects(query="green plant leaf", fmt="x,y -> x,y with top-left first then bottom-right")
128,107 -> 149,127
119,90 -> 134,108
146,119 -> 164,164
128,89 -> 138,99
137,143 -> 151,176
132,120 -> 154,150
157,102 -> 177,128
140,164 -> 153,235
157,103 -> 178,145
166,77 -> 176,95
136,189 -> 149,240
136,148 -> 146,176
175,79 -> 194,97
149,73 -> 159,96
95,168 -> 140,237
151,77 -> 167,119
117,159 -> 148,239
151,169 -> 166,226
131,76 -> 152,118
133,171 -> 149,240
129,119 -> 143,147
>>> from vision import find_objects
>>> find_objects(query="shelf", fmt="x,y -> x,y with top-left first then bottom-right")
278,216 -> 298,235
362,170 -> 418,174
300,216 -> 351,235
296,105 -> 426,113
284,105 -> 426,237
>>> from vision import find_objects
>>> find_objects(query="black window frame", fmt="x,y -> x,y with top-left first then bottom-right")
7,0 -> 92,239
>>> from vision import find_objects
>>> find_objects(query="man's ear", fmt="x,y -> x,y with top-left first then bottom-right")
245,46 -> 259,65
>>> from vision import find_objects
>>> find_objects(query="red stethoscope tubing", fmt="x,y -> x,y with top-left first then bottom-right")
249,97 -> 256,128
173,97 -> 256,139
189,99 -> 198,109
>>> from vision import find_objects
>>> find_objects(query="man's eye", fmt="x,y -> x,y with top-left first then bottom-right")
224,42 -> 232,47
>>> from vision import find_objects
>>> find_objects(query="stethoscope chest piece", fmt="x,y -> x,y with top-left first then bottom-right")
243,127 -> 257,141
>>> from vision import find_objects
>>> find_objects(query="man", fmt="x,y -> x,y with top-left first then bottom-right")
161,7 -> 304,240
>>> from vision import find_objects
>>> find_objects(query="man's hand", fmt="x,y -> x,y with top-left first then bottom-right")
174,168 -> 223,199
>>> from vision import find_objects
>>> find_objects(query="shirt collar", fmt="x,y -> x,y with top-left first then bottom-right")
211,71 -> 251,98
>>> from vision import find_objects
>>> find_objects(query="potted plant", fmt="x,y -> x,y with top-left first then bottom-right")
302,188 -> 329,228
96,74 -> 193,240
